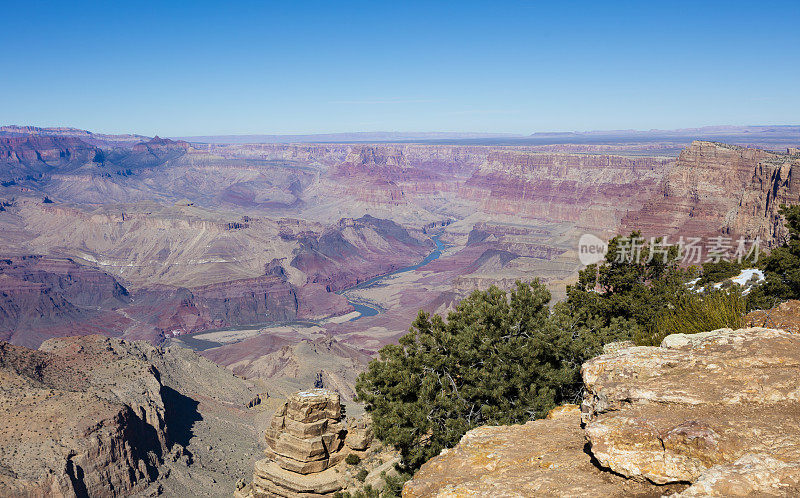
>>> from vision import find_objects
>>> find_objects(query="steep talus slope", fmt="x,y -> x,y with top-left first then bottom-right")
203,336 -> 371,402
405,327 -> 800,496
0,255 -> 129,306
624,141 -> 800,245
0,335 -> 268,497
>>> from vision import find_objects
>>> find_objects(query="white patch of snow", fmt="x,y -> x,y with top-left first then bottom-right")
731,268 -> 765,286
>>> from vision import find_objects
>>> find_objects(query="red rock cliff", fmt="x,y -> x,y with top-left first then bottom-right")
623,141 -> 800,246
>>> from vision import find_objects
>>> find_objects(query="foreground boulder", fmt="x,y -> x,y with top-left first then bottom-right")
582,327 -> 800,487
404,327 -> 800,496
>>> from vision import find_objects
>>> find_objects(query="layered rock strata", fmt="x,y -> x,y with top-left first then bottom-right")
623,141 -> 800,246
238,389 -> 396,497
245,389 -> 348,497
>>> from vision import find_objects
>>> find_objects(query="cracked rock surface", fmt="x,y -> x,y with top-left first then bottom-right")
405,327 -> 800,496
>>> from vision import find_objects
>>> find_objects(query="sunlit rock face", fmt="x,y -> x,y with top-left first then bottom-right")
623,141 -> 800,246
405,327 -> 800,497
581,327 -> 800,487
403,405 -> 665,497
237,389 -> 393,498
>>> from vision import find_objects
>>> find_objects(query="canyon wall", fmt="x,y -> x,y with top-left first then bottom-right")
462,150 -> 670,228
624,141 -> 800,246
2,133 -> 799,353
0,334 -> 266,497
0,337 -> 169,497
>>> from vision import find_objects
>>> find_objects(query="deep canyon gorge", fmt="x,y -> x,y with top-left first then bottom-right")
1,124 -> 799,496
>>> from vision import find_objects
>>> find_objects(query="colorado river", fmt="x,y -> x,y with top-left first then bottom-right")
340,234 -> 446,320
172,234 -> 447,350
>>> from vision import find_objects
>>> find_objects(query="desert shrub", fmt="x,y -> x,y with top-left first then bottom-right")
560,232 -> 696,343
355,469 -> 369,482
345,454 -> 361,465
380,469 -> 412,497
637,289 -> 746,346
746,205 -> 800,310
356,280 -> 595,471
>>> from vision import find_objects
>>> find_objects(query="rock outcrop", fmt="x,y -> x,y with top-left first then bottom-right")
238,389 -> 398,497
581,327 -> 800,489
403,405 -> 666,497
623,141 -> 800,247
265,390 -> 348,475
248,389 -> 347,496
405,327 -> 800,496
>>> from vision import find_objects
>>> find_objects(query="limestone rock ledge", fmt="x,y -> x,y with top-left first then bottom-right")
403,405 -> 665,497
582,327 -> 800,488
404,327 -> 800,496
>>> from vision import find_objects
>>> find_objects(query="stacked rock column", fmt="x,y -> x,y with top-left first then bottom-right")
264,389 -> 347,474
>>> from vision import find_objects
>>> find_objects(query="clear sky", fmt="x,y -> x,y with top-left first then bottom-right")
2,0 -> 798,136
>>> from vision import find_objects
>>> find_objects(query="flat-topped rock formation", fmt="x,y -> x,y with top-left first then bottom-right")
265,390 -> 347,475
404,327 -> 800,496
240,389 -> 347,497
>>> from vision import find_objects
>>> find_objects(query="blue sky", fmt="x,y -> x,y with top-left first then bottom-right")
1,0 -> 798,136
